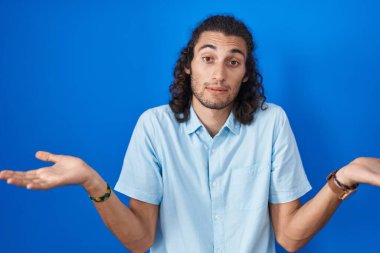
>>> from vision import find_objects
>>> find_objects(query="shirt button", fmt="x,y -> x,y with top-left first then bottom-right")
212,181 -> 217,188
215,214 -> 221,221
216,249 -> 222,253
211,149 -> 215,153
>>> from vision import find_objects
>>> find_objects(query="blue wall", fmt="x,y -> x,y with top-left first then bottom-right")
1,1 -> 379,252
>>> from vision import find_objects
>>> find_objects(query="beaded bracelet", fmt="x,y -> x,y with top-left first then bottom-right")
89,183 -> 112,203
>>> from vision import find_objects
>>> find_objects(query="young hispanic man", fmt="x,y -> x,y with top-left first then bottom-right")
1,15 -> 380,253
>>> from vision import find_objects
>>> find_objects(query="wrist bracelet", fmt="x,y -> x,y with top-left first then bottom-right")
89,183 -> 112,203
333,170 -> 359,190
326,170 -> 358,200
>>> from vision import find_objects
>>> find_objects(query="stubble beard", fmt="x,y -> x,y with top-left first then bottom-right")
191,79 -> 239,110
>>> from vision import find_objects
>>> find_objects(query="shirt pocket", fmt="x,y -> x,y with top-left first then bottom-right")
225,162 -> 270,210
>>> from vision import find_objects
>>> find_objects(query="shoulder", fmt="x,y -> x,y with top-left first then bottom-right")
139,104 -> 174,121
254,102 -> 288,124
137,104 -> 178,128
260,102 -> 284,113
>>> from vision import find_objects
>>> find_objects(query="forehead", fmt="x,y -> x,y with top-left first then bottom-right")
194,31 -> 247,55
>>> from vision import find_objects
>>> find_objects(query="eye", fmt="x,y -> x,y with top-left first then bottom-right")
228,60 -> 240,67
201,56 -> 214,63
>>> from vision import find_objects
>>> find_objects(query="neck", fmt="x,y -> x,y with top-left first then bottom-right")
192,98 -> 232,137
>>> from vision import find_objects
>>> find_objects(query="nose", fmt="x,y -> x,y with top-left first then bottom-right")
211,62 -> 226,82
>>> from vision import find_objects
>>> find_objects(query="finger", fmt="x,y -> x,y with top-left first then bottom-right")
26,178 -> 47,189
6,174 -> 52,188
7,177 -> 34,188
7,178 -> 50,190
35,151 -> 61,163
26,182 -> 53,190
0,170 -> 23,180
0,170 -> 40,180
0,170 -> 17,180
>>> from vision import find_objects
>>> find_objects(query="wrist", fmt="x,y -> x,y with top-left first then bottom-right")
327,169 -> 359,200
82,170 -> 107,197
335,166 -> 358,186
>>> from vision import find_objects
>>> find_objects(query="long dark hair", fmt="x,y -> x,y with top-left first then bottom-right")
169,15 -> 266,124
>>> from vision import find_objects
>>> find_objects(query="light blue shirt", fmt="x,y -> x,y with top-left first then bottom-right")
115,103 -> 311,253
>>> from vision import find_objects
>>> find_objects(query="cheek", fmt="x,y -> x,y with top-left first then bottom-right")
190,69 -> 205,86
190,74 -> 202,89
229,69 -> 246,83
191,61 -> 210,78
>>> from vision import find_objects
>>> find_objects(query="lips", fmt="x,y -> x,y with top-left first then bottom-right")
206,87 -> 228,93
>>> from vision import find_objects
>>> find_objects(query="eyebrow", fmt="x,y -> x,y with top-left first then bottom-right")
198,44 -> 246,58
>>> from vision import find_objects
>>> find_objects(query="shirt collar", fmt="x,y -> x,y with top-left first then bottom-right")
184,105 -> 241,135
185,105 -> 203,135
223,110 -> 241,135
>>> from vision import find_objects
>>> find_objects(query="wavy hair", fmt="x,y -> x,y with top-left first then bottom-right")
169,15 -> 266,124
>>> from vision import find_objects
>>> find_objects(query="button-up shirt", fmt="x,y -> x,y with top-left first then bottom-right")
115,103 -> 312,253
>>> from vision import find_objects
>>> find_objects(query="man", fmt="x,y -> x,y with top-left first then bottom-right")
1,15 -> 379,253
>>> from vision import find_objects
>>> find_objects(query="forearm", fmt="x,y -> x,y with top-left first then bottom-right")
279,168 -> 356,251
284,184 -> 341,247
83,169 -> 153,252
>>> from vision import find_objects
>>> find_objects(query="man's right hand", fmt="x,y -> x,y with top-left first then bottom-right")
0,151 -> 93,190
0,150 -> 159,252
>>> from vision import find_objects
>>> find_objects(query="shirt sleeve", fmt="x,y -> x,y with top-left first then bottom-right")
114,110 -> 163,205
269,107 -> 312,204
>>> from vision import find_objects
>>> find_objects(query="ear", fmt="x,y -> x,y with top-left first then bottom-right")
184,67 -> 190,75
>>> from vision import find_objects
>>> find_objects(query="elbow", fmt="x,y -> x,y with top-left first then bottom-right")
276,234 -> 308,253
278,243 -> 300,253
123,234 -> 155,253
104,219 -> 156,252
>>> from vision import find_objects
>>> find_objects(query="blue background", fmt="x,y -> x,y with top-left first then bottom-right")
1,0 -> 379,252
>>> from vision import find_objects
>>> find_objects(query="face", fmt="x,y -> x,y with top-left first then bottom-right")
185,31 -> 248,111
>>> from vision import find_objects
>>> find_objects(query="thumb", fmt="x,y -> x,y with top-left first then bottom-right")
35,151 -> 61,163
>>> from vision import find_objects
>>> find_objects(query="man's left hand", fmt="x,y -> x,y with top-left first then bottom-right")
336,157 -> 380,186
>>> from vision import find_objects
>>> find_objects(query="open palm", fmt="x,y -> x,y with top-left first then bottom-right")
0,151 -> 92,190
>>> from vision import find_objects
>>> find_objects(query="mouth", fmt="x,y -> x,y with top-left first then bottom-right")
206,86 -> 228,94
